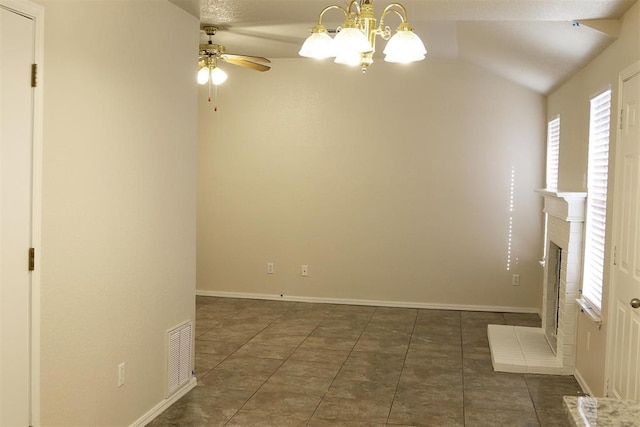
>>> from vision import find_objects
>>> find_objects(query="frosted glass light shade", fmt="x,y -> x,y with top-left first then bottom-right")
334,50 -> 362,67
334,27 -> 371,58
383,28 -> 427,63
197,67 -> 210,85
210,66 -> 228,85
299,29 -> 335,59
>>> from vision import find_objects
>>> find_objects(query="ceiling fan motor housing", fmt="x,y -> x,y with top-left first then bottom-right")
200,43 -> 225,56
198,25 -> 271,73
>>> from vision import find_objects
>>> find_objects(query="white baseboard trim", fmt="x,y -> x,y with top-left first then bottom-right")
131,377 -> 197,427
196,290 -> 540,315
574,368 -> 594,396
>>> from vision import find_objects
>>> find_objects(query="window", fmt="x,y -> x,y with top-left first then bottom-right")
546,117 -> 561,190
582,89 -> 612,312
543,117 -> 561,261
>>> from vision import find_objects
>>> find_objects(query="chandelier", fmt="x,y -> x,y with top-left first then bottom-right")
299,0 -> 426,72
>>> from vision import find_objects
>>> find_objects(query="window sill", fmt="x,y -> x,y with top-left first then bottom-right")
576,298 -> 602,328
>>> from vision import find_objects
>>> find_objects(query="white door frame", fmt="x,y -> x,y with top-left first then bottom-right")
605,59 -> 640,398
0,0 -> 43,424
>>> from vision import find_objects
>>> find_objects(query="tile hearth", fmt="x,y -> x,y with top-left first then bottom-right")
488,325 -> 563,374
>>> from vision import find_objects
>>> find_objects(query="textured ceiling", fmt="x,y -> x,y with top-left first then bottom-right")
171,0 -> 637,94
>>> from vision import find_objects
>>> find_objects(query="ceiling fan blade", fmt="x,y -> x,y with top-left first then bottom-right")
222,53 -> 271,64
222,57 -> 271,72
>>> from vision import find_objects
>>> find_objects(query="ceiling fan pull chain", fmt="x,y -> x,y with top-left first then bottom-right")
214,84 -> 218,111
206,78 -> 219,112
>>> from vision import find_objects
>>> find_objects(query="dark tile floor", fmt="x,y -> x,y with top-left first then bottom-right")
149,297 -> 585,426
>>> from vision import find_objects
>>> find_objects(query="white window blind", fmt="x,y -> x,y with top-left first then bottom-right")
582,89 -> 612,312
546,117 -> 560,190
542,117 -> 560,262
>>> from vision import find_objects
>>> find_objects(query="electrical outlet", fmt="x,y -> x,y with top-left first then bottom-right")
512,274 -> 520,286
267,262 -> 274,274
118,362 -> 125,387
301,265 -> 308,277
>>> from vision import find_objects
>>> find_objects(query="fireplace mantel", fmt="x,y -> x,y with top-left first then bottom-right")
537,189 -> 587,222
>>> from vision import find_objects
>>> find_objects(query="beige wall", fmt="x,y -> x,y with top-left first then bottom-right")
548,2 -> 640,396
38,1 -> 198,425
198,58 -> 546,311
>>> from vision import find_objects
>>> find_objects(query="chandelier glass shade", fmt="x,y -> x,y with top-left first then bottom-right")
299,0 -> 426,72
383,23 -> 426,63
332,19 -> 371,56
298,25 -> 335,59
334,50 -> 363,66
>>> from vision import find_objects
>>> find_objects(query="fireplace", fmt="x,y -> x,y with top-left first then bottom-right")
488,190 -> 586,375
539,190 -> 587,373
545,242 -> 562,354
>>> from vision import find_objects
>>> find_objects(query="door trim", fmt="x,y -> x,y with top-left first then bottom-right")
0,0 -> 43,424
605,60 -> 640,398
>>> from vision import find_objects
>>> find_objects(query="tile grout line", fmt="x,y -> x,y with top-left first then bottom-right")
503,313 -> 544,427
287,303 -> 347,427
384,308 -> 419,425
510,312 -> 546,427
220,303 -> 348,426
210,303 -> 297,426
304,305 -> 377,426
460,310 -> 466,427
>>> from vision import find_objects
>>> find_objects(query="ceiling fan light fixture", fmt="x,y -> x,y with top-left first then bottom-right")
197,66 -> 210,85
210,66 -> 228,85
383,23 -> 426,63
197,26 -> 271,87
299,24 -> 336,59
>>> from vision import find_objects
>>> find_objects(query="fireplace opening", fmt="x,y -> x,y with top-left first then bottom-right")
545,242 -> 562,354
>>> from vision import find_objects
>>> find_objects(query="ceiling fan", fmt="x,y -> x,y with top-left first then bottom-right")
198,25 -> 271,86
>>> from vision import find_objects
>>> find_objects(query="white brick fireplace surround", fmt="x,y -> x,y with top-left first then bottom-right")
488,190 -> 587,375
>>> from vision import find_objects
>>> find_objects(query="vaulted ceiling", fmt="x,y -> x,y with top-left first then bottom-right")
171,0 -> 637,94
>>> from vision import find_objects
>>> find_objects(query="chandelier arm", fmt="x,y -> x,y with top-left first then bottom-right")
347,0 -> 361,18
379,3 -> 409,29
317,4 -> 349,25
